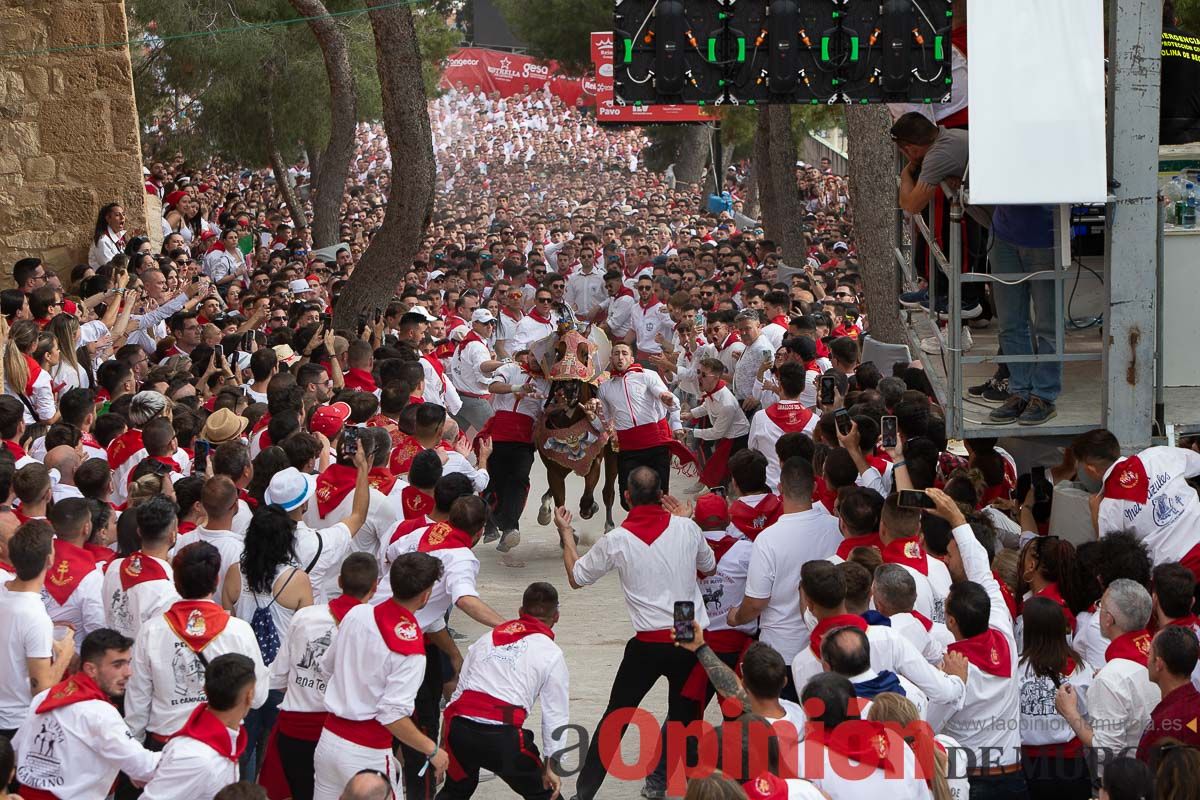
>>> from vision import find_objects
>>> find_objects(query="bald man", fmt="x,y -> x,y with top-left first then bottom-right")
341,769 -> 393,800
45,444 -> 83,503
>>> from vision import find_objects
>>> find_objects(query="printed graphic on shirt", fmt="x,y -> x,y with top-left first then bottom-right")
16,716 -> 66,788
294,628 -> 333,692
110,589 -> 132,632
482,637 -> 529,666
170,643 -> 206,703
933,597 -> 945,625
1153,492 -> 1187,527
1019,674 -> 1059,719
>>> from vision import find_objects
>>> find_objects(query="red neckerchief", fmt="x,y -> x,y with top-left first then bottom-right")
368,467 -> 396,495
118,551 -> 169,590
36,671 -> 110,714
615,287 -> 635,300
1102,456 -> 1149,504
770,315 -> 789,327
947,628 -> 1012,677
528,307 -> 553,324
456,329 -> 485,354
704,533 -> 740,568
417,521 -> 474,552
1167,614 -> 1200,630
880,537 -> 929,575
805,719 -> 897,772
716,332 -> 741,352
500,307 -> 523,322
423,353 -> 446,382
995,572 -> 1018,620
84,543 -> 115,568
43,539 -> 97,605
388,514 -> 433,547
252,412 -> 272,434
492,614 -> 556,645
238,488 -> 259,510
374,601 -> 425,654
175,703 -> 247,762
611,363 -> 644,378
836,532 -> 882,560
728,494 -> 783,540
106,429 -> 145,470
400,485 -> 435,520
163,600 -> 231,652
815,339 -> 831,358
700,380 -> 728,404
809,614 -> 868,657
23,353 -> 41,396
812,476 -> 838,513
743,773 -> 789,800
763,401 -> 814,432
328,593 -> 363,624
315,463 -> 358,518
638,298 -> 660,312
1033,582 -> 1077,632
909,610 -> 934,631
1104,629 -> 1152,666
623,261 -> 644,280
2,440 -> 24,461
344,367 -> 377,393
389,433 -> 425,475
621,505 -> 672,545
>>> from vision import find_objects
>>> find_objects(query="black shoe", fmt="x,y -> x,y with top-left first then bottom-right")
968,377 -> 1010,405
986,395 -> 1028,424
1018,396 -> 1058,426
482,516 -> 500,543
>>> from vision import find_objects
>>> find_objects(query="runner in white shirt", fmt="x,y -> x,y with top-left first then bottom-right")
101,497 -> 180,639
876,496 -> 950,624
761,291 -> 792,349
733,311 -> 776,408
261,553 -> 380,800
726,457 -> 842,699
493,289 -> 526,359
312,552 -> 450,800
171,476 -> 245,603
124,541 -> 269,745
872,564 -> 954,664
305,428 -> 400,565
600,271 -> 637,343
449,309 -> 503,434
13,629 -> 160,800
408,403 -> 492,494
0,523 -> 73,738
553,466 -> 716,800
564,247 -> 607,321
512,289 -> 557,353
42,499 -> 106,648
629,276 -> 675,365
440,582 -> 569,799
748,363 -> 819,493
686,359 -> 751,489
140,652 -> 258,800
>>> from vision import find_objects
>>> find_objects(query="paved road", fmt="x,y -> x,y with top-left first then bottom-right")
451,459 -> 709,800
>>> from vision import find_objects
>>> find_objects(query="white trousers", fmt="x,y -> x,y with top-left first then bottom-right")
312,728 -> 404,800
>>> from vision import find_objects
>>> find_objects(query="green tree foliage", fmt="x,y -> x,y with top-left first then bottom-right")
492,0 -> 609,73
1176,0 -> 1200,30
719,105 -> 842,160
128,0 -> 459,163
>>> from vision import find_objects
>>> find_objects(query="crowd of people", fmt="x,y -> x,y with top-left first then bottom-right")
0,74 -> 1195,800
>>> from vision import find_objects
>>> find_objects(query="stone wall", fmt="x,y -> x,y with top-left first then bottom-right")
0,0 -> 146,285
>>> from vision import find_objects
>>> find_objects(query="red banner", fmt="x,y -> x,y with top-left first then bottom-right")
441,48 -> 587,108
589,32 -> 710,123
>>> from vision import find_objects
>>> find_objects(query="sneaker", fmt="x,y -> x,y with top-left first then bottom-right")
1018,396 -> 1058,426
985,395 -> 1028,424
482,516 -> 500,543
448,626 -> 467,641
497,529 -> 521,553
921,297 -> 984,321
959,326 -> 974,352
968,377 -> 1011,405
899,287 -> 929,309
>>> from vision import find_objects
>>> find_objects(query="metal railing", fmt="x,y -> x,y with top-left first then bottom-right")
895,191 -> 1103,437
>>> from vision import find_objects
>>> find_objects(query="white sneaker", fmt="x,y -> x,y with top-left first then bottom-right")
920,326 -> 973,354
960,325 -> 974,352
920,333 -> 944,355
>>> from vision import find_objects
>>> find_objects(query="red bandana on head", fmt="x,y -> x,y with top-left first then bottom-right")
743,773 -> 789,800
374,601 -> 425,654
36,671 -> 110,714
492,614 -> 556,646
621,505 -> 672,545
163,600 -> 231,652
1103,456 -> 1149,504
43,539 -> 98,605
809,614 -> 869,657
1104,629 -> 1152,666
947,628 -> 1012,677
118,551 -> 169,590
176,703 -> 247,762
315,463 -> 358,518
417,521 -> 475,552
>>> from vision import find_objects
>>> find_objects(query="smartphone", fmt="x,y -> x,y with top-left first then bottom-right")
898,489 -> 937,510
191,275 -> 200,284
881,416 -> 898,449
227,349 -> 239,373
374,308 -> 383,325
820,375 -> 836,405
1032,466 -> 1052,504
213,344 -> 224,366
242,331 -> 254,351
341,426 -> 359,458
673,601 -> 695,643
834,408 -> 853,436
193,440 -> 210,474
321,313 -> 332,329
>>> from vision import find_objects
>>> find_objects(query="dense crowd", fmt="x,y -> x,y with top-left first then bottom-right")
0,80 -> 1194,800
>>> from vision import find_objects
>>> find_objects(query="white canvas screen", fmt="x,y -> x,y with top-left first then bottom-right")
966,0 -> 1107,203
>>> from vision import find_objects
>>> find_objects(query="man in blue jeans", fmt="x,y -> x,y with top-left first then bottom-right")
984,205 -> 1059,426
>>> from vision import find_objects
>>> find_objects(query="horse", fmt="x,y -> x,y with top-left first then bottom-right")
532,378 -> 619,534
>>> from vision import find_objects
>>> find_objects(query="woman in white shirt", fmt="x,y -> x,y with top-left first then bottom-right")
87,203 -> 127,268
1017,597 -> 1095,800
48,315 -> 93,395
3,320 -> 58,424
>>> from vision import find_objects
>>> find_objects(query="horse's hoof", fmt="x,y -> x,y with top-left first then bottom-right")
497,529 -> 521,553
580,500 -> 599,520
604,518 -> 615,533
537,493 -> 554,526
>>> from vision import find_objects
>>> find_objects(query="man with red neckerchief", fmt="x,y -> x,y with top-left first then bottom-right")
761,290 -> 792,350
258,553 -> 381,800
630,275 -> 674,369
101,496 -> 180,639
512,287 -> 557,354
726,450 -> 784,542
438,582 -> 569,800
493,286 -> 526,359
392,449 -> 442,525
554,467 -> 716,800
686,358 -> 750,490
748,363 -> 818,493
599,271 -> 637,344
13,629 -> 159,800
313,552 -> 449,800
1148,562 -> 1200,686
877,496 -> 951,625
449,309 -> 504,434
124,541 -> 268,750
43,499 -> 106,649
140,652 -> 259,800
1073,429 -> 1200,581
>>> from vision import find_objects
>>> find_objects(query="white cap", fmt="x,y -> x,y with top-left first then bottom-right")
833,241 -> 849,252
289,278 -> 313,294
471,308 -> 496,324
408,305 -> 438,322
428,270 -> 445,280
264,468 -> 314,511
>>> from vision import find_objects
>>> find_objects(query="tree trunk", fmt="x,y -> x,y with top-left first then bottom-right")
290,0 -> 358,248
265,103 -> 307,230
844,104 -> 906,345
336,0 -> 435,329
763,106 -> 805,268
754,110 -> 775,233
672,124 -> 710,190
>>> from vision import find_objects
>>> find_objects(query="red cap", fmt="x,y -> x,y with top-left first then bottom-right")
309,402 -> 351,438
307,274 -> 321,284
164,190 -> 187,208
200,229 -> 218,241
62,299 -> 78,315
743,774 -> 787,800
198,183 -> 211,193
694,493 -> 729,529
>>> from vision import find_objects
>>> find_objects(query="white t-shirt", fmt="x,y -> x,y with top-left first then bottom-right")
0,588 -> 54,730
